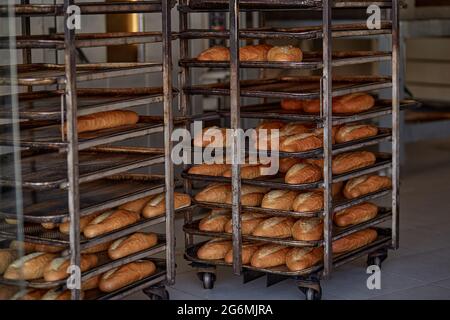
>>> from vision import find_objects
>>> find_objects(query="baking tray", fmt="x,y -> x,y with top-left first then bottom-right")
179,51 -> 391,70
0,236 -> 166,289
182,153 -> 392,191
0,88 -> 173,121
0,174 -> 166,224
0,116 -> 167,150
178,22 -> 392,40
184,76 -> 392,100
192,188 -> 392,218
0,146 -> 165,190
183,208 -> 392,248
184,228 -> 392,277
0,63 -> 162,86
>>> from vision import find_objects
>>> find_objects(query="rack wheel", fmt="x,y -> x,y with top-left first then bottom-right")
305,287 -> 322,301
143,286 -> 170,300
367,249 -> 388,268
200,272 -> 216,290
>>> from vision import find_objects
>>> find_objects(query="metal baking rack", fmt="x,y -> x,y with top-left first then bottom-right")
0,1 -> 175,300
179,0 -> 406,299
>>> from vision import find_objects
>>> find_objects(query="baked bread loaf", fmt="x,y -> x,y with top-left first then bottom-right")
99,261 -> 156,293
313,125 -> 341,145
199,209 -> 231,233
83,209 -> 140,239
280,123 -> 311,136
4,252 -> 57,280
250,244 -> 290,268
280,133 -> 323,152
188,163 -> 230,176
285,163 -> 322,184
311,181 -> 344,197
142,192 -> 191,218
280,99 -> 303,111
286,247 -> 323,271
334,202 -> 378,227
34,243 -> 65,253
43,254 -> 98,281
10,289 -> 46,300
226,185 -> 269,206
335,124 -> 379,144
0,249 -> 17,275
279,157 -> 303,173
332,151 -> 376,175
193,126 -> 228,148
82,275 -> 101,291
256,121 -> 286,131
223,164 -> 271,180
197,46 -> 230,61
267,45 -> 303,62
5,218 -> 17,224
41,222 -> 57,230
59,211 -> 102,235
293,191 -> 323,212
292,218 -> 323,241
332,228 -> 378,254
254,121 -> 286,150
0,285 -> 19,300
224,243 -> 260,264
41,289 -> 76,300
302,93 -> 375,114
197,239 -> 233,260
64,110 -> 139,134
108,232 -> 158,260
9,240 -> 36,253
240,44 -> 273,61
118,196 -> 153,214
261,190 -> 298,211
252,217 -> 295,239
81,241 -> 113,254
224,213 -> 268,235
343,175 -> 392,199
195,184 -> 231,203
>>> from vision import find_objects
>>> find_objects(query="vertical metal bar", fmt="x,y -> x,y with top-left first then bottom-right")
229,0 -> 242,275
179,0 -> 194,247
322,0 -> 333,279
391,0 -> 400,249
162,0 -> 175,285
20,0 -> 31,65
64,0 -> 81,300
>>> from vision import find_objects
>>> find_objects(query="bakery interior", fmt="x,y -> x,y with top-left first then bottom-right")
0,0 -> 450,301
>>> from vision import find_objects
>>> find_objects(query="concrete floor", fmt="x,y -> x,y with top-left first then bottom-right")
130,138 -> 450,300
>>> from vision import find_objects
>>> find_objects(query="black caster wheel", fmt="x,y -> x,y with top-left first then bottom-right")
305,287 -> 322,301
367,250 -> 387,268
149,289 -> 170,300
201,272 -> 216,290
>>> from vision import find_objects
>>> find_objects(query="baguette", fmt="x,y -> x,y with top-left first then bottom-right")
199,209 -> 231,233
0,249 -> 18,275
41,222 -> 58,230
292,191 -> 323,213
0,285 -> 20,300
108,232 -> 158,260
224,213 -> 268,235
197,46 -> 230,61
222,164 -> 269,180
195,184 -> 231,203
252,217 -> 295,239
4,252 -> 57,280
197,239 -> 233,260
10,289 -> 46,300
188,163 -> 230,176
250,244 -> 289,268
292,218 -> 323,241
303,93 -> 375,114
224,243 -> 260,264
285,163 -> 322,184
64,110 -> 139,134
313,125 -> 341,144
286,247 -> 323,271
256,121 -> 286,131
261,190 -> 298,211
43,254 -> 98,281
41,289 -> 79,301
240,44 -> 273,61
312,181 -> 344,197
34,243 -> 65,253
332,228 -> 378,254
118,196 -> 154,214
335,124 -> 379,144
343,175 -> 392,199
193,126 -> 228,148
81,241 -> 113,254
334,202 -> 378,227
267,45 -> 303,62
142,192 -> 191,218
280,99 -> 303,111
280,133 -> 323,152
83,209 -> 140,239
9,240 -> 36,253
279,157 -> 303,173
82,274 -> 101,291
99,261 -> 156,293
226,185 -> 269,206
280,123 -> 311,136
59,211 -> 102,235
332,151 -> 376,175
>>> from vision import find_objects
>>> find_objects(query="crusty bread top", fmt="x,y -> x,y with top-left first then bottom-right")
110,237 -> 126,251
345,175 -> 370,190
90,210 -> 115,225
9,252 -> 46,268
294,218 -> 322,232
282,133 -> 317,145
240,185 -> 269,195
287,163 -> 309,173
264,190 -> 292,201
241,213 -> 268,221
147,193 -> 165,206
48,257 -> 68,271
338,124 -> 368,136
256,245 -> 288,258
294,192 -> 316,205
290,247 -> 315,260
257,217 -> 290,230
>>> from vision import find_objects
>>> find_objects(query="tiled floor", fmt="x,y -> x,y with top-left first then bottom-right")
129,139 -> 450,300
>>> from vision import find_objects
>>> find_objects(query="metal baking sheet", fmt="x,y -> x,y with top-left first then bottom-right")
179,51 -> 391,70
0,63 -> 162,86
184,76 -> 392,100
0,174 -> 166,223
0,146 -> 165,190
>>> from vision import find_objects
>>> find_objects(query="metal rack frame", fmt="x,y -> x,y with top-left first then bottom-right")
0,0 -> 175,300
179,0 -> 401,299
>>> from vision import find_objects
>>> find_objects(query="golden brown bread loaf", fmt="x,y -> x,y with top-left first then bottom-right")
197,46 -> 230,61
280,123 -> 311,136
292,218 -> 323,241
83,209 -> 140,239
43,254 -> 98,282
0,285 -> 20,300
81,241 -> 113,254
193,126 -> 228,148
292,191 -> 324,213
199,209 -> 231,233
59,211 -> 102,235
254,121 -> 288,150
332,151 -> 376,175
335,123 -> 379,144
279,157 -> 303,173
267,45 -> 303,62
197,239 -> 233,260
34,243 -> 65,253
332,228 -> 378,254
222,164 -> 270,180
252,217 -> 295,239
41,289 -> 78,300
334,202 -> 378,227
311,181 -> 344,198
250,244 -> 290,268
302,93 -> 375,114
64,110 -> 139,134
82,274 -> 101,291
286,247 -> 323,271
313,125 -> 341,145
261,190 -> 298,211
142,192 -> 191,218
188,163 -> 230,176
0,249 -> 18,275
9,240 -> 36,253
280,99 -> 303,111
240,44 -> 273,61
225,185 -> 269,206
4,252 -> 57,280
10,289 -> 46,300
280,133 -> 323,152
224,243 -> 260,264
118,196 -> 153,214
285,163 -> 322,184
99,261 -> 156,293
41,222 -> 57,230
224,213 -> 268,235
195,184 -> 231,203
108,232 -> 158,260
343,175 -> 392,199
256,120 -> 286,131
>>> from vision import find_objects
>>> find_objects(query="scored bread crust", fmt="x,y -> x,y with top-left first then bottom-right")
83,209 -> 140,239
224,243 -> 260,264
108,232 -> 158,260
335,124 -> 379,144
197,46 -> 230,61
222,164 -> 266,180
292,218 -> 324,241
197,239 -> 233,260
64,110 -> 139,134
286,247 -> 323,272
280,133 -> 323,152
193,126 -> 228,148
332,228 -> 378,254
224,213 -> 268,235
99,261 -> 156,293
199,210 -> 231,233
59,211 -> 102,235
267,46 -> 303,62
334,202 -> 378,227
118,196 -> 153,214
195,184 -> 231,203
188,163 -> 230,176
332,151 -> 376,175
261,190 -> 298,211
4,253 -> 57,280
302,93 -> 375,114
292,191 -> 324,213
252,217 -> 295,239
343,175 -> 392,199
279,157 -> 303,173
0,250 -> 18,275
240,44 -> 273,61
280,123 -> 311,136
142,192 -> 191,218
285,163 -> 322,184
43,254 -> 98,281
250,244 -> 290,268
280,99 -> 304,111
